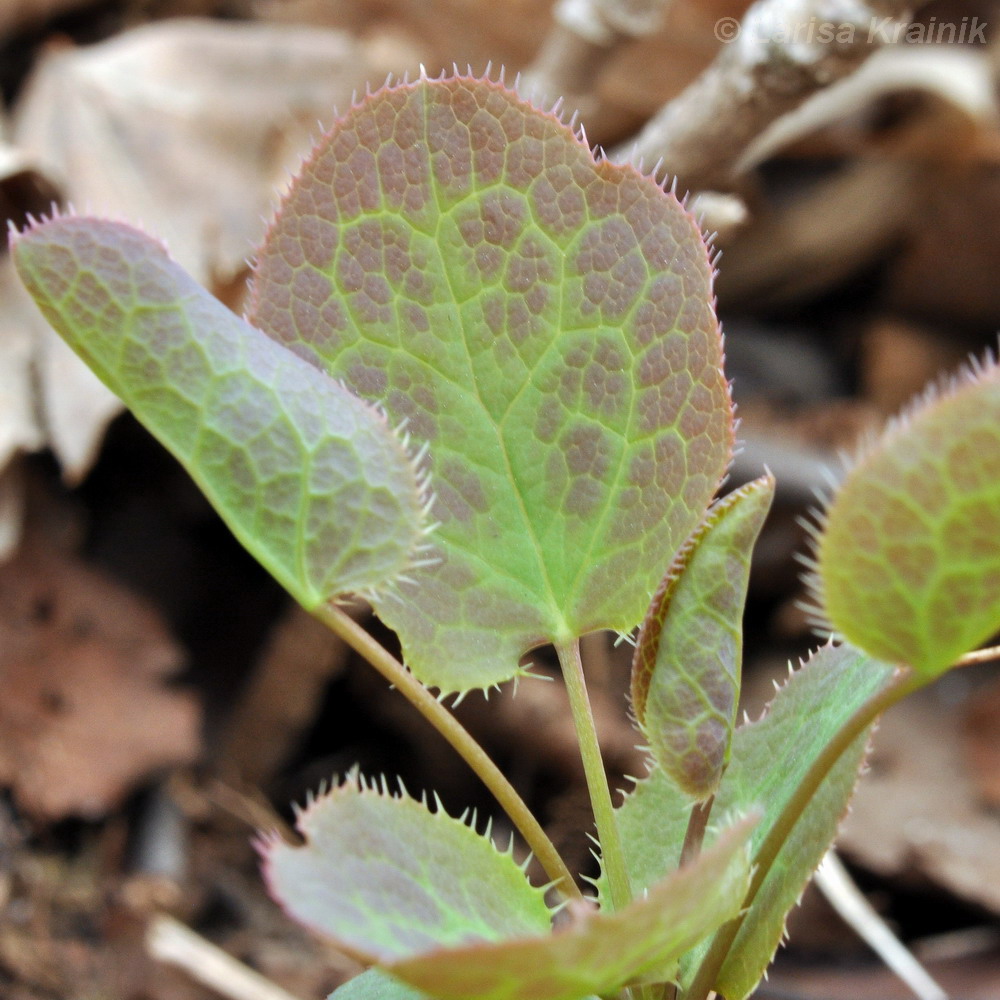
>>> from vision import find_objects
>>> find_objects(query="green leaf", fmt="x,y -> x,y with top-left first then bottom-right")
267,779 -> 750,1000
812,357 -> 1000,676
607,644 -> 895,999
11,217 -> 427,608
248,73 -> 733,692
386,816 -> 753,1000
328,969 -> 600,1000
329,970 -> 427,1000
631,474 -> 775,799
262,778 -> 552,962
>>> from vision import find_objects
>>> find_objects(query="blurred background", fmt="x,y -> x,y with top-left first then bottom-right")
1,1 -> 999,997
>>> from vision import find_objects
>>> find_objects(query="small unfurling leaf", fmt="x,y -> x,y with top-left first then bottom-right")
632,474 -> 775,798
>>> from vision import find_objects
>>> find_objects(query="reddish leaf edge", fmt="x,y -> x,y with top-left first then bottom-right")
259,773 -> 755,999
246,64 -> 726,334
242,64 -> 734,695
256,771 -> 551,968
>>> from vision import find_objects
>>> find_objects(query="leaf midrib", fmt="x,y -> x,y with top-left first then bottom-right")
419,88 -> 569,636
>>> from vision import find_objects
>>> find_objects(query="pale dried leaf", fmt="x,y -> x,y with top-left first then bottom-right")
741,44 -> 998,171
0,138 -> 62,225
8,18 -> 373,479
35,322 -> 122,484
12,19 -> 372,282
2,223 -> 118,486
718,42 -> 997,309
0,110 -> 59,482
0,258 -> 44,472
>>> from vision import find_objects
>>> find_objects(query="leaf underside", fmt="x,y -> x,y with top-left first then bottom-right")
327,969 -> 596,1000
815,358 -> 1000,676
631,474 -> 775,799
262,780 -> 552,962
328,969 -> 428,1000
606,643 -> 895,999
11,218 -> 426,608
265,779 -> 752,1000
248,73 -> 732,691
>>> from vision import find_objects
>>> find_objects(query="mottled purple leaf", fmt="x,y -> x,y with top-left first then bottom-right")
263,779 -> 552,961
248,74 -> 732,691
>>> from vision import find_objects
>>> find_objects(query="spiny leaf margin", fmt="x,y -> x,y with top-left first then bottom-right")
385,814 -> 754,1000
604,642 -> 895,998
261,775 -> 552,964
327,968 -> 601,1000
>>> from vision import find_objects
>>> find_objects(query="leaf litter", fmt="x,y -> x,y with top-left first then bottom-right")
2,3 -> 1000,999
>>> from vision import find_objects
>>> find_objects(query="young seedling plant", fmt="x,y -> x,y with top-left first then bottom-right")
11,71 -> 1000,1000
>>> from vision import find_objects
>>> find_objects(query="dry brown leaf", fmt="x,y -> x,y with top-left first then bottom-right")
0,0 -> 97,42
886,166 -> 1000,330
0,539 -> 200,820
859,317 -> 970,415
255,0 -> 549,86
220,603 -> 349,788
255,0 -> 752,145
838,673 -> 1000,915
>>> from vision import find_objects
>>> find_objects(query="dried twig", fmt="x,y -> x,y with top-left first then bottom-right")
520,0 -> 672,117
613,0 -> 922,192
147,913 -> 308,1000
815,850 -> 949,1000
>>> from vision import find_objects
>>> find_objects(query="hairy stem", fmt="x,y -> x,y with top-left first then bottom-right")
684,665 -> 924,1000
663,797 -> 717,1000
555,637 -> 632,911
313,603 -> 582,901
